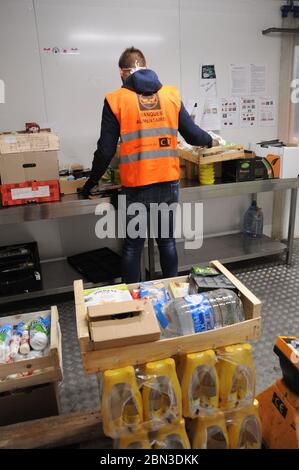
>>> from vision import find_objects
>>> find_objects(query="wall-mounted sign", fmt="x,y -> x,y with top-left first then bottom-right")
43,47 -> 80,55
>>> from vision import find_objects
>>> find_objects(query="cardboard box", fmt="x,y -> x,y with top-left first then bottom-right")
59,178 -> 87,195
0,130 -> 59,155
0,151 -> 59,185
87,299 -> 161,350
0,382 -> 60,426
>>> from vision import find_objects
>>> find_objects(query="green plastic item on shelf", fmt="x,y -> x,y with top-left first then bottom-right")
191,265 -> 219,277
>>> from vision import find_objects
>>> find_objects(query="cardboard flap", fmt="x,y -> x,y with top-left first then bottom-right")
87,300 -> 148,321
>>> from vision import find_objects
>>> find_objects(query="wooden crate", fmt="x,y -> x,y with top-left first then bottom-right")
0,307 -> 62,393
75,260 -> 261,374
179,144 -> 245,166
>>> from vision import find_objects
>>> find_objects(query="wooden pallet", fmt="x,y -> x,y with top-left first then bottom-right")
0,307 -> 63,393
75,260 -> 262,374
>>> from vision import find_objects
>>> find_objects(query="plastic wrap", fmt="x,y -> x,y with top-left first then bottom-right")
140,281 -> 169,329
99,343 -> 261,449
216,343 -> 255,409
0,324 -> 13,363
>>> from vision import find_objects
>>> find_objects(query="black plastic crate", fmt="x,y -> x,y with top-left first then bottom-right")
0,242 -> 42,296
67,247 -> 122,283
190,273 -> 238,293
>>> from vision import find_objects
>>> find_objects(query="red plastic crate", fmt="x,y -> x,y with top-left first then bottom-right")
0,180 -> 60,206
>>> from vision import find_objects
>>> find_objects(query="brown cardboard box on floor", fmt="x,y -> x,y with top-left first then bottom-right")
0,382 -> 60,426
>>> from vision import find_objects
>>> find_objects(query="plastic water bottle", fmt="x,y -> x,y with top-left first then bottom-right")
204,289 -> 245,327
163,290 -> 244,337
243,201 -> 263,238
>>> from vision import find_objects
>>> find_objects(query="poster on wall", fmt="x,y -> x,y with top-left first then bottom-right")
185,98 -> 204,126
258,97 -> 277,127
221,97 -> 240,129
230,65 -> 250,95
240,96 -> 257,128
198,65 -> 221,130
200,64 -> 217,97
230,64 -> 267,96
201,97 -> 221,131
250,64 -> 267,95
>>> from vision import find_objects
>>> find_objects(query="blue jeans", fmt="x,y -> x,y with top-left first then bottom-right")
121,180 -> 179,283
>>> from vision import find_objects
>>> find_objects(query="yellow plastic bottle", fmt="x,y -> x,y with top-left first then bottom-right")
199,164 -> 215,185
179,350 -> 219,418
227,399 -> 262,449
101,366 -> 143,438
143,358 -> 182,425
116,427 -> 151,449
154,419 -> 191,449
191,411 -> 229,449
216,343 -> 255,409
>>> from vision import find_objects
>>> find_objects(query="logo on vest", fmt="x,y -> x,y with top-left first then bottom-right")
159,137 -> 171,148
138,93 -> 161,110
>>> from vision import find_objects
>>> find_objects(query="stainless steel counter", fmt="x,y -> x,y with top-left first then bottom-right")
0,178 -> 298,225
0,178 -> 298,305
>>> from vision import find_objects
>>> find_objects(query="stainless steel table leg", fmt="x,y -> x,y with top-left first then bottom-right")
286,188 -> 298,265
140,249 -> 146,281
148,236 -> 156,280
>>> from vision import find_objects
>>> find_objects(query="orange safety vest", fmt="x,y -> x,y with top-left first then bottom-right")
106,86 -> 181,187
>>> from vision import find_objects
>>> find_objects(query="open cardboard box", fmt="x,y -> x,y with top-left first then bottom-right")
0,382 -> 60,426
59,178 -> 87,195
87,299 -> 160,349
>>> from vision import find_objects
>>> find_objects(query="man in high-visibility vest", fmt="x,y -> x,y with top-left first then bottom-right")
83,47 -> 218,283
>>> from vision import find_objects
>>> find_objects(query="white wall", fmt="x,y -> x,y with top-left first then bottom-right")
0,0 -> 283,259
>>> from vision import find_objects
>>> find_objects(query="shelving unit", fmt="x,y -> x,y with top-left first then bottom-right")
0,178 -> 298,304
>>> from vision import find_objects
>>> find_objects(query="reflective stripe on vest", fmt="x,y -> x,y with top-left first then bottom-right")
106,85 -> 180,187
120,127 -> 178,143
120,149 -> 179,164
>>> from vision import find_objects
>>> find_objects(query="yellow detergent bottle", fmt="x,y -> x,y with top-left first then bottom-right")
116,427 -> 151,449
101,366 -> 143,438
199,164 -> 215,185
216,343 -> 255,409
227,399 -> 262,449
143,358 -> 182,425
191,411 -> 229,449
179,350 -> 219,417
154,419 -> 191,449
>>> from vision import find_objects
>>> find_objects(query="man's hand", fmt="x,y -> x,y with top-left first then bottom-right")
81,178 -> 97,198
212,139 -> 221,147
